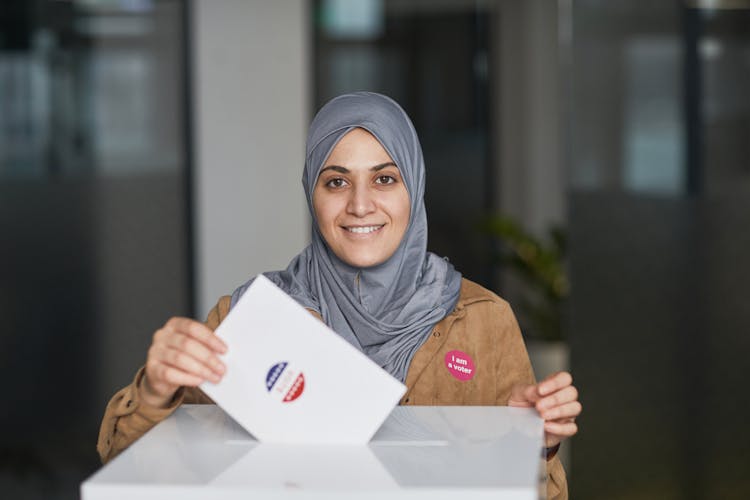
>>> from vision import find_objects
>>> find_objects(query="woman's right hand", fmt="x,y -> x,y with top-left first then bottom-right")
140,317 -> 228,408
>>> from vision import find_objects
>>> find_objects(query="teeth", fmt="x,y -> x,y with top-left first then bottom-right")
347,225 -> 382,234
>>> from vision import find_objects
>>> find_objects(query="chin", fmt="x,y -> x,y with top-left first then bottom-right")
344,258 -> 383,268
340,252 -> 389,269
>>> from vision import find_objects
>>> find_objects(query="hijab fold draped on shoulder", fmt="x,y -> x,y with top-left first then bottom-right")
231,92 -> 462,383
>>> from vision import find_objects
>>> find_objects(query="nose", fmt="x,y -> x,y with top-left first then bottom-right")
346,184 -> 376,217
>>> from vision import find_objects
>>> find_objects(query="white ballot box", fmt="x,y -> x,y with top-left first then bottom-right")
82,405 -> 545,500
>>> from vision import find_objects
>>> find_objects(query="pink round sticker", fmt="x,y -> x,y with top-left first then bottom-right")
445,350 -> 476,381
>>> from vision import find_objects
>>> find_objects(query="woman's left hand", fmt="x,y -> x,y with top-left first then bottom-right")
508,371 -> 582,448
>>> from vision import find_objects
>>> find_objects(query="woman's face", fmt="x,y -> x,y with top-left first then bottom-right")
313,128 -> 410,268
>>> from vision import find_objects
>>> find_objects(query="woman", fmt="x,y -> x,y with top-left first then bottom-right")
97,92 -> 581,499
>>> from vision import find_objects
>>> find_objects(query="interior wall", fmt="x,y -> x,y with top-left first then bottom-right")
493,0 -> 565,235
192,0 -> 311,318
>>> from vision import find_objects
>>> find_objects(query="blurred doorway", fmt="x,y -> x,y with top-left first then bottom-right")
314,0 -> 495,287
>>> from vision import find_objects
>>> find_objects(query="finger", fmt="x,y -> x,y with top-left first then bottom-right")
544,420 -> 578,437
152,327 -> 170,345
536,385 -> 579,411
167,317 -> 227,353
146,347 -> 194,390
538,371 -> 573,396
540,401 -> 582,421
155,362 -> 206,388
163,333 -> 226,375
162,346 -> 223,383
508,384 -> 541,407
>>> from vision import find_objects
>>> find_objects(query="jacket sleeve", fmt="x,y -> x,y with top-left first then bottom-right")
96,296 -> 232,464
545,455 -> 568,500
492,301 -> 569,500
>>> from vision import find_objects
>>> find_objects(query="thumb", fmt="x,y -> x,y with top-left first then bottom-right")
508,383 -> 540,408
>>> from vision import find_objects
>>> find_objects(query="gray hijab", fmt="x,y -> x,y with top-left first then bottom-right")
231,91 -> 462,383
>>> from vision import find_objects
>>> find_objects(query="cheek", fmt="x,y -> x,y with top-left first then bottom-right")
312,190 -> 326,222
394,192 -> 411,228
312,192 -> 339,234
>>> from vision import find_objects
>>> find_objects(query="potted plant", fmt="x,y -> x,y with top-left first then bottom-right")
481,215 -> 570,379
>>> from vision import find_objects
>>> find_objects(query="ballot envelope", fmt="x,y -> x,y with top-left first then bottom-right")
199,274 -> 407,444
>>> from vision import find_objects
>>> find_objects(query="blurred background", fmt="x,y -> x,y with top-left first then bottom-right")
1,0 -> 749,498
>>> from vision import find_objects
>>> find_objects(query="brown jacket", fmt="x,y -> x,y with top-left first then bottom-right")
97,278 -> 567,498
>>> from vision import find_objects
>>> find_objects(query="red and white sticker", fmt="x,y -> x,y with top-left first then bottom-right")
445,350 -> 476,381
266,361 -> 305,403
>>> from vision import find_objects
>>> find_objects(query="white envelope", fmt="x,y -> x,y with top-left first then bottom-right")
200,274 -> 407,444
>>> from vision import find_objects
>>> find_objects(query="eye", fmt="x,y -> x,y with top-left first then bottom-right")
375,175 -> 396,185
325,177 -> 348,189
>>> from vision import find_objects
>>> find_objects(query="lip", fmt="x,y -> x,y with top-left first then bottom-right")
341,224 -> 385,236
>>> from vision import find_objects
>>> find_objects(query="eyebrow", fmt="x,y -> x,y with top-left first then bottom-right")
318,162 -> 397,175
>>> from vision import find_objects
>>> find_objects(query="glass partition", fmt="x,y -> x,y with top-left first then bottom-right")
566,1 -> 750,498
0,1 -> 191,497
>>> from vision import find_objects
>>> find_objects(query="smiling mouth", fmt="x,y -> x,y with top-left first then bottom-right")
344,224 -> 385,234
